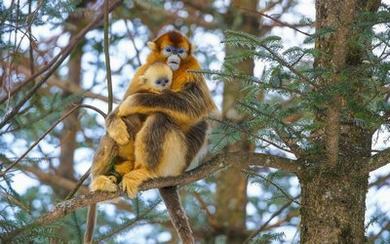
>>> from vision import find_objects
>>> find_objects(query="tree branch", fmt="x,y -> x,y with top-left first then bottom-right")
0,104 -> 106,177
365,147 -> 390,173
104,0 -> 113,113
0,0 -> 122,129
19,164 -> 132,212
236,7 -> 311,36
247,152 -> 301,173
2,152 -> 299,241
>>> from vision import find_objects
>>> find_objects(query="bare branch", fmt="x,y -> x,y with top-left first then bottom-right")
20,164 -> 89,194
65,167 -> 91,200
133,0 -> 218,29
193,192 -> 218,228
247,152 -> 301,173
365,147 -> 390,173
28,0 -> 35,75
124,20 -> 142,66
0,104 -> 106,177
104,0 -> 113,113
0,0 -> 122,128
19,164 -> 132,212
368,221 -> 390,242
236,7 -> 312,36
0,58 -> 120,103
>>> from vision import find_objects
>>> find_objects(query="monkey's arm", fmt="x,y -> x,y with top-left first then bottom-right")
105,107 -> 144,145
118,82 -> 216,125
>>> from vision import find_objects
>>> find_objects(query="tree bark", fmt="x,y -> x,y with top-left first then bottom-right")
300,127 -> 372,243
57,10 -> 86,197
215,1 -> 259,242
300,167 -> 368,243
299,0 -> 381,242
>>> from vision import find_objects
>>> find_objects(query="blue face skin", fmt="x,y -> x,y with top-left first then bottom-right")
163,46 -> 186,56
162,46 -> 188,71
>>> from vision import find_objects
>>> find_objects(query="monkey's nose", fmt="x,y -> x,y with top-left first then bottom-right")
157,79 -> 169,86
156,79 -> 169,86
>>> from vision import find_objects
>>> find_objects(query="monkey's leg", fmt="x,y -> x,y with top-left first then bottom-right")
121,166 -> 156,198
184,120 -> 209,169
114,160 -> 134,176
120,113 -> 180,198
159,121 -> 208,244
131,113 -> 195,243
134,113 -> 187,175
90,175 -> 118,192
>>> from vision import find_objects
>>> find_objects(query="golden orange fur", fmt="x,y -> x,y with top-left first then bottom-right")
87,31 -> 215,244
125,31 -> 201,95
113,31 -> 216,198
90,63 -> 173,192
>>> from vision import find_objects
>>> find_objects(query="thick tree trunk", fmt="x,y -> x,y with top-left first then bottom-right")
299,168 -> 368,243
215,1 -> 259,242
299,0 -> 381,242
57,12 -> 85,197
58,47 -> 82,180
300,126 -> 373,242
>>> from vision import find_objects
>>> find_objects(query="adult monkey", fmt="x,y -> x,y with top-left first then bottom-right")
92,31 -> 216,243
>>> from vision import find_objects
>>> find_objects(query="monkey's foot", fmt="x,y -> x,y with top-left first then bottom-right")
114,161 -> 134,176
121,169 -> 154,198
107,118 -> 130,145
90,175 -> 118,192
121,175 -> 140,199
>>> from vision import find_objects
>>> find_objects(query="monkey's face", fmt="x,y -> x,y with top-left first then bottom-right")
148,31 -> 194,71
140,63 -> 173,92
162,46 -> 187,71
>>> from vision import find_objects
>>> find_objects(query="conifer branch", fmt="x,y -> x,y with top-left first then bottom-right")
244,197 -> 296,243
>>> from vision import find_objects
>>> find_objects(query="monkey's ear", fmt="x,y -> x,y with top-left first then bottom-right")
147,41 -> 157,51
190,43 -> 196,55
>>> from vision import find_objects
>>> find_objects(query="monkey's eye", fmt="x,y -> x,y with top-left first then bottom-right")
165,47 -> 172,53
178,48 -> 184,54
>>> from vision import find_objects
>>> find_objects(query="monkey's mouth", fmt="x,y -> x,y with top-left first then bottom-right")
167,55 -> 181,71
168,61 -> 180,71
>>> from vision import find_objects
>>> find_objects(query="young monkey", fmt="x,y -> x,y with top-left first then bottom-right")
90,62 -> 173,191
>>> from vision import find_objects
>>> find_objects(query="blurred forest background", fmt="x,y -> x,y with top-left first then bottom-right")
1,0 -> 390,243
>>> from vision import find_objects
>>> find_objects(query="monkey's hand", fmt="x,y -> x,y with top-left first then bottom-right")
117,95 -> 138,117
90,175 -> 118,192
106,111 -> 131,145
121,167 -> 155,198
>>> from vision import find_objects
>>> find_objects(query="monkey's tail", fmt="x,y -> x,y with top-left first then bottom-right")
84,203 -> 97,244
159,186 -> 194,244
